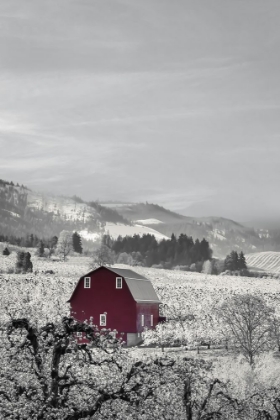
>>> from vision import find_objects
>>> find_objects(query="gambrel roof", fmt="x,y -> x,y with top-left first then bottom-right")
106,267 -> 161,303
68,266 -> 161,304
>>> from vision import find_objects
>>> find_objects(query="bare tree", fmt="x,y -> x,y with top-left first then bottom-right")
1,317 -> 240,420
218,294 -> 273,365
57,230 -> 73,261
90,244 -> 114,268
269,314 -> 280,352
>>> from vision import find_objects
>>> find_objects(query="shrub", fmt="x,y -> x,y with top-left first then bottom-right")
2,247 -> 10,256
15,251 -> 33,273
190,263 -> 197,272
172,265 -> 189,271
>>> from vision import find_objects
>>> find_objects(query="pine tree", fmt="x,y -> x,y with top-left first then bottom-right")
238,251 -> 247,270
46,236 -> 58,258
15,251 -> 33,273
72,232 -> 83,254
2,247 -> 10,256
224,250 -> 239,271
23,252 -> 33,273
36,240 -> 45,257
16,251 -> 25,272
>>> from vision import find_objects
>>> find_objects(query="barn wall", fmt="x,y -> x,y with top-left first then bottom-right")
70,267 -> 137,335
136,302 -> 159,332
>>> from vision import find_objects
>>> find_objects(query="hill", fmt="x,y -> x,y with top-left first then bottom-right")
246,251 -> 280,273
0,180 -> 128,240
101,202 -> 272,257
1,179 -> 280,257
100,202 -> 186,224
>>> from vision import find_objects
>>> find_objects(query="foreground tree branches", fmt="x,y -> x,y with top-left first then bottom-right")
0,316 -> 259,420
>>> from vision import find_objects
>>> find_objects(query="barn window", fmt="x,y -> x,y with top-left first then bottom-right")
116,277 -> 122,289
100,314 -> 107,326
84,277 -> 91,288
76,332 -> 82,338
141,314 -> 144,327
151,315 -> 153,326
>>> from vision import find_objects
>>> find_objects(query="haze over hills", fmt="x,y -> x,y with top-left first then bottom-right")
101,202 -> 280,257
1,179 -> 280,257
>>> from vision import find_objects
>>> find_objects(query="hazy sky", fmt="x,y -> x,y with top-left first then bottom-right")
1,0 -> 280,222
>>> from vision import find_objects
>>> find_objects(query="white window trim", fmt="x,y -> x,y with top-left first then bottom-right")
151,314 -> 153,326
84,277 -> 91,288
116,277 -> 122,289
76,332 -> 82,337
141,314 -> 144,327
100,314 -> 107,326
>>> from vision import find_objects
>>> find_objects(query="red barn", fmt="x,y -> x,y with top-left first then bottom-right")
68,266 -> 161,346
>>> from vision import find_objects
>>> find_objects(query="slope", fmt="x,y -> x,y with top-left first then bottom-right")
246,252 -> 280,273
0,180 -> 128,239
101,202 -> 266,257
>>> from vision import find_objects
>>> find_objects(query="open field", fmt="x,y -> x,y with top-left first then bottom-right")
2,251 -> 280,419
1,251 -> 280,344
246,251 -> 280,273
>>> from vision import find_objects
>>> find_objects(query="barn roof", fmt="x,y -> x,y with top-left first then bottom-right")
68,266 -> 161,303
106,267 -> 161,303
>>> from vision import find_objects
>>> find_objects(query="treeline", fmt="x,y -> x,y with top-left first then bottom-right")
0,233 -> 51,248
102,233 -> 212,270
0,178 -> 28,189
224,250 -> 247,272
88,201 -> 131,225
0,231 -> 83,257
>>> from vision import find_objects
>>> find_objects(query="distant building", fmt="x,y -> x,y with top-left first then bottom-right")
68,266 -> 162,346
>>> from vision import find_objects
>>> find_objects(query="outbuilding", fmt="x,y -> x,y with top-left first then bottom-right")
68,266 -> 161,346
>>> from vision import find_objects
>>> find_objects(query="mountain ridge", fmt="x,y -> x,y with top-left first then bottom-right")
1,179 -> 280,257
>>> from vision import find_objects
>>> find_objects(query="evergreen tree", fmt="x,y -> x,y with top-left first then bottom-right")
224,250 -> 239,271
238,251 -> 247,270
72,232 -> 83,254
2,247 -> 10,256
23,252 -> 33,272
15,251 -> 33,273
36,240 -> 45,257
16,251 -> 25,272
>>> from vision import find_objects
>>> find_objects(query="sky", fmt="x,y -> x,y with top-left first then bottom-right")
0,0 -> 280,223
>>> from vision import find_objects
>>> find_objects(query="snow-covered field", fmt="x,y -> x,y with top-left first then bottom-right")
136,218 -> 164,225
1,252 -> 280,333
104,222 -> 169,241
246,251 -> 280,273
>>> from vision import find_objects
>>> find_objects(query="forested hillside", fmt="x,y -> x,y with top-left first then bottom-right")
102,202 -> 280,256
1,179 -> 280,257
0,180 -> 129,239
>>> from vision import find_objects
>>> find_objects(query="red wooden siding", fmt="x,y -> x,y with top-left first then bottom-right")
70,267 -> 137,334
136,302 -> 159,332
69,266 -> 161,345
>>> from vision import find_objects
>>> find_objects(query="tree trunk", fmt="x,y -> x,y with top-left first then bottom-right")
183,378 -> 192,420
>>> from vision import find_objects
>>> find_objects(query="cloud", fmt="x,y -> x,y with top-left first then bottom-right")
0,0 -> 280,220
